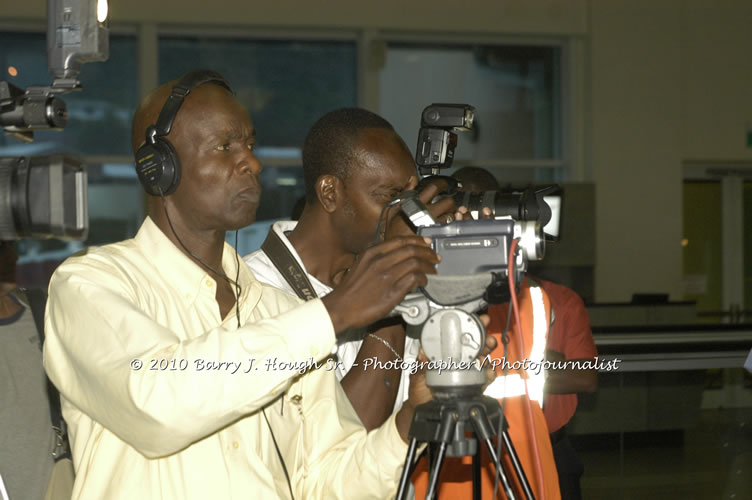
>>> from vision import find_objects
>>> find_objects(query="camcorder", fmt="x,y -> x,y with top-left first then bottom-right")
394,103 -> 558,398
0,0 -> 109,240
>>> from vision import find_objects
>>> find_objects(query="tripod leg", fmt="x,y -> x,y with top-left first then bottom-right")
472,446 -> 481,500
500,429 -> 535,500
425,442 -> 448,500
483,437 -> 517,500
397,438 -> 420,500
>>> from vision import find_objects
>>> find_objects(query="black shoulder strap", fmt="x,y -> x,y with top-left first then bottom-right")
260,226 -> 318,302
25,287 -> 71,462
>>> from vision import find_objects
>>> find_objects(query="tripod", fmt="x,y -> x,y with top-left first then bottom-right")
396,395 -> 534,500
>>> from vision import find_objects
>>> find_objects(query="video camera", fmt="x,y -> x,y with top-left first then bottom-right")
409,103 -> 554,301
0,0 -> 109,240
394,103 -> 556,398
416,102 -> 560,238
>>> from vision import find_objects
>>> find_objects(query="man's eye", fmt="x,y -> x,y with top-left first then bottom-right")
247,142 -> 256,152
216,143 -> 230,152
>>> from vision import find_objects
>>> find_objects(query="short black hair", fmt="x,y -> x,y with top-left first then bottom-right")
302,108 -> 394,202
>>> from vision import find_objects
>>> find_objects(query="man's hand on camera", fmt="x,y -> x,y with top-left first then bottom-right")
386,177 -> 459,238
321,236 -> 439,334
454,205 -> 493,221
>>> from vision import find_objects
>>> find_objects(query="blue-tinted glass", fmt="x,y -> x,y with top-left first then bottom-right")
0,32 -> 139,157
380,44 -> 561,162
159,37 -> 357,151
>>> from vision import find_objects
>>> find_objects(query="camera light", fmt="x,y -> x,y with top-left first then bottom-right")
97,0 -> 108,23
7,66 -> 18,77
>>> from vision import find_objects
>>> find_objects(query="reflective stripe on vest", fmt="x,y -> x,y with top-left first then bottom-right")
483,284 -> 548,405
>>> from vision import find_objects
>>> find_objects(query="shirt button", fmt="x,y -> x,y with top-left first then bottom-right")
233,441 -> 239,449
205,279 -> 214,287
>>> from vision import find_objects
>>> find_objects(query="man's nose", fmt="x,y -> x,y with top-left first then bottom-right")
238,150 -> 262,176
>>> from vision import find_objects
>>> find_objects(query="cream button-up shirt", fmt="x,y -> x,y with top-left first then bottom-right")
42,217 -> 407,500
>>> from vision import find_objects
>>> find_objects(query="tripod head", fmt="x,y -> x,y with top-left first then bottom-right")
395,273 -> 496,400
395,276 -> 537,500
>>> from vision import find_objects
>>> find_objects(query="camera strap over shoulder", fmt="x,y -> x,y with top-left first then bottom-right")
260,226 -> 318,302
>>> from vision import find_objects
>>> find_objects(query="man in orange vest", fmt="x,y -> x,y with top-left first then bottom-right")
410,168 -> 560,499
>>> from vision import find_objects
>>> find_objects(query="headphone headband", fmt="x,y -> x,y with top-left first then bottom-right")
152,69 -> 233,139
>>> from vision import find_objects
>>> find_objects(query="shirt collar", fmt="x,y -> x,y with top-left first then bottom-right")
135,217 -> 261,312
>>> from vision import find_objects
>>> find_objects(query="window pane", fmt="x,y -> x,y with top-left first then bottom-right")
158,37 -> 357,153
0,32 -> 139,157
379,44 -> 561,163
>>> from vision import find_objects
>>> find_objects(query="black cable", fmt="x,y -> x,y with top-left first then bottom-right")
233,229 -> 241,328
263,408 -> 296,500
159,189 -> 242,328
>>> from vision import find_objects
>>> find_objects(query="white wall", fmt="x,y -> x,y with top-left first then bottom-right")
590,0 -> 685,301
681,0 -> 752,160
3,0 -> 751,302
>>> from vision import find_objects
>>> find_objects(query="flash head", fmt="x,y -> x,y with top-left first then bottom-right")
421,103 -> 475,130
47,0 -> 109,90
416,103 -> 475,175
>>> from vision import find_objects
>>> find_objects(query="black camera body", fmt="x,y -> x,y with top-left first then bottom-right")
453,186 -> 560,240
0,82 -> 68,143
400,194 -> 542,305
402,103 -> 558,306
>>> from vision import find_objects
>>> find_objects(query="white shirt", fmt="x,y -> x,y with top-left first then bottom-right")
244,220 -> 421,413
43,216 -> 407,500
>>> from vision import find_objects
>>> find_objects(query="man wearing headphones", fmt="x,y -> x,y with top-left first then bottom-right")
42,70 -> 439,500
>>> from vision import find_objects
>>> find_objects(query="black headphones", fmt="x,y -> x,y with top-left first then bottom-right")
134,70 -> 232,196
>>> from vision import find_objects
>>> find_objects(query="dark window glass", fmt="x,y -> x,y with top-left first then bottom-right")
159,37 -> 357,153
0,32 -> 139,157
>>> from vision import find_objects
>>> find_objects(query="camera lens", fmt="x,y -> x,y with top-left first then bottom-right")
0,158 -> 24,239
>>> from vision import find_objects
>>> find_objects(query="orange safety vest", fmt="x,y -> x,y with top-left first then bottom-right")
412,279 -> 561,499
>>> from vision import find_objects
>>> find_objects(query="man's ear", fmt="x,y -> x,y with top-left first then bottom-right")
315,175 -> 344,214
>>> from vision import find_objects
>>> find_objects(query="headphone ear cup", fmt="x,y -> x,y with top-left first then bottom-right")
157,138 -> 181,196
135,138 -> 181,196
